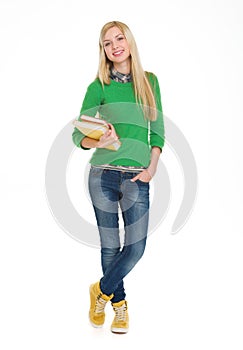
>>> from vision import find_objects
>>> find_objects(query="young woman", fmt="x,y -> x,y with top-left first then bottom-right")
72,21 -> 164,334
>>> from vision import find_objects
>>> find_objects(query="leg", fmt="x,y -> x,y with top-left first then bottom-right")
88,167 -> 126,301
101,248 -> 126,302
100,174 -> 150,296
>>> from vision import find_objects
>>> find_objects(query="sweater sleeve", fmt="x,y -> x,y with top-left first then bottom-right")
148,73 -> 165,150
72,79 -> 103,149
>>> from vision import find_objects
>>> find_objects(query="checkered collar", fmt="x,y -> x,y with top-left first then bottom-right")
110,67 -> 132,83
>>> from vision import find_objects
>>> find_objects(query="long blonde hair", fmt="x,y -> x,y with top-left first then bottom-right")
97,21 -> 157,121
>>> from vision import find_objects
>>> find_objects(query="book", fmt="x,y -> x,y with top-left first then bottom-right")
73,114 -> 121,151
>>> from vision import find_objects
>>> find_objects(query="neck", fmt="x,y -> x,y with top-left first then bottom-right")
113,59 -> 131,74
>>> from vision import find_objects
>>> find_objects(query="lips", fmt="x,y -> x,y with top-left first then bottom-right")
113,50 -> 124,57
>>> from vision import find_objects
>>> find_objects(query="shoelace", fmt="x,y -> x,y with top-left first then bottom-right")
94,294 -> 107,314
113,303 -> 127,321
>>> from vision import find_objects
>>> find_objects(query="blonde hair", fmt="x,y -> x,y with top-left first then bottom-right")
97,21 -> 157,121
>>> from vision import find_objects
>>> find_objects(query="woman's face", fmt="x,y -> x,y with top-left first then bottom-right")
103,26 -> 131,66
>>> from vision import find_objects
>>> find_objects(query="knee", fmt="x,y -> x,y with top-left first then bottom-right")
101,247 -> 120,271
101,247 -> 120,258
124,238 -> 147,265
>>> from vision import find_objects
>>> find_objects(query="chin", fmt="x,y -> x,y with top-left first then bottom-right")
114,56 -> 130,64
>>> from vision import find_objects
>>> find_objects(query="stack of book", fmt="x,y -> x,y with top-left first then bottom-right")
73,114 -> 121,151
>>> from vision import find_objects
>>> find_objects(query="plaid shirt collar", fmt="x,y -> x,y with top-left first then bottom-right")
110,67 -> 132,83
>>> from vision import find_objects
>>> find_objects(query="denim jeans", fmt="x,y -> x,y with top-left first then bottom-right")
88,166 -> 150,303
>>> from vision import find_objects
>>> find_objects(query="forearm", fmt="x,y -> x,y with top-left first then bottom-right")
81,137 -> 99,149
147,146 -> 162,177
131,146 -> 162,183
81,124 -> 118,149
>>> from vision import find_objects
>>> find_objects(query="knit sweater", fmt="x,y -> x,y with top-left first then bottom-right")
72,72 -> 165,167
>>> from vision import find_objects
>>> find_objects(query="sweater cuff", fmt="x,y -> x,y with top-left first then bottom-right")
150,135 -> 165,149
72,129 -> 91,150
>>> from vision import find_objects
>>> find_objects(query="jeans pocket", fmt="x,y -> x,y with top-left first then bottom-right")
136,178 -> 150,185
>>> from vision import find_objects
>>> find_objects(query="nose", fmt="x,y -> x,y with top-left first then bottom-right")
111,40 -> 119,50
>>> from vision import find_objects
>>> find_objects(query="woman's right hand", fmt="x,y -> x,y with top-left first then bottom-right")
97,123 -> 119,149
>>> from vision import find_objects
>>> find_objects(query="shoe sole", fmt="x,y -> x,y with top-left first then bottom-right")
90,321 -> 103,328
111,327 -> 129,334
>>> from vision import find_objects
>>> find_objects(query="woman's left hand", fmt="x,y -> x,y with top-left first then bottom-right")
130,169 -> 152,183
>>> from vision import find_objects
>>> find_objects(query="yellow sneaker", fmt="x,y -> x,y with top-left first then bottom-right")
89,281 -> 113,328
111,300 -> 129,334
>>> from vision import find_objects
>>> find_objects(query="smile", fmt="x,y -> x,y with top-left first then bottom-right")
113,50 -> 124,57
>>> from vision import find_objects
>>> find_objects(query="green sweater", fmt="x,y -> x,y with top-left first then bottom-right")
72,72 -> 165,167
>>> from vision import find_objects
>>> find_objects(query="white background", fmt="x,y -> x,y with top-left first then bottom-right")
0,0 -> 243,349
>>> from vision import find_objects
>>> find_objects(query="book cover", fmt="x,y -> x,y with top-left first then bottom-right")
73,115 -> 121,151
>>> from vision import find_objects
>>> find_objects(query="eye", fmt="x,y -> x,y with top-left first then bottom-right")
104,42 -> 111,47
117,36 -> 124,41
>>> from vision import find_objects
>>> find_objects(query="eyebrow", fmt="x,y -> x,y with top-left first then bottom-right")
103,34 -> 124,42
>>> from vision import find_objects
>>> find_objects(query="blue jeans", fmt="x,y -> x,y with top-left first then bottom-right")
88,166 -> 150,303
